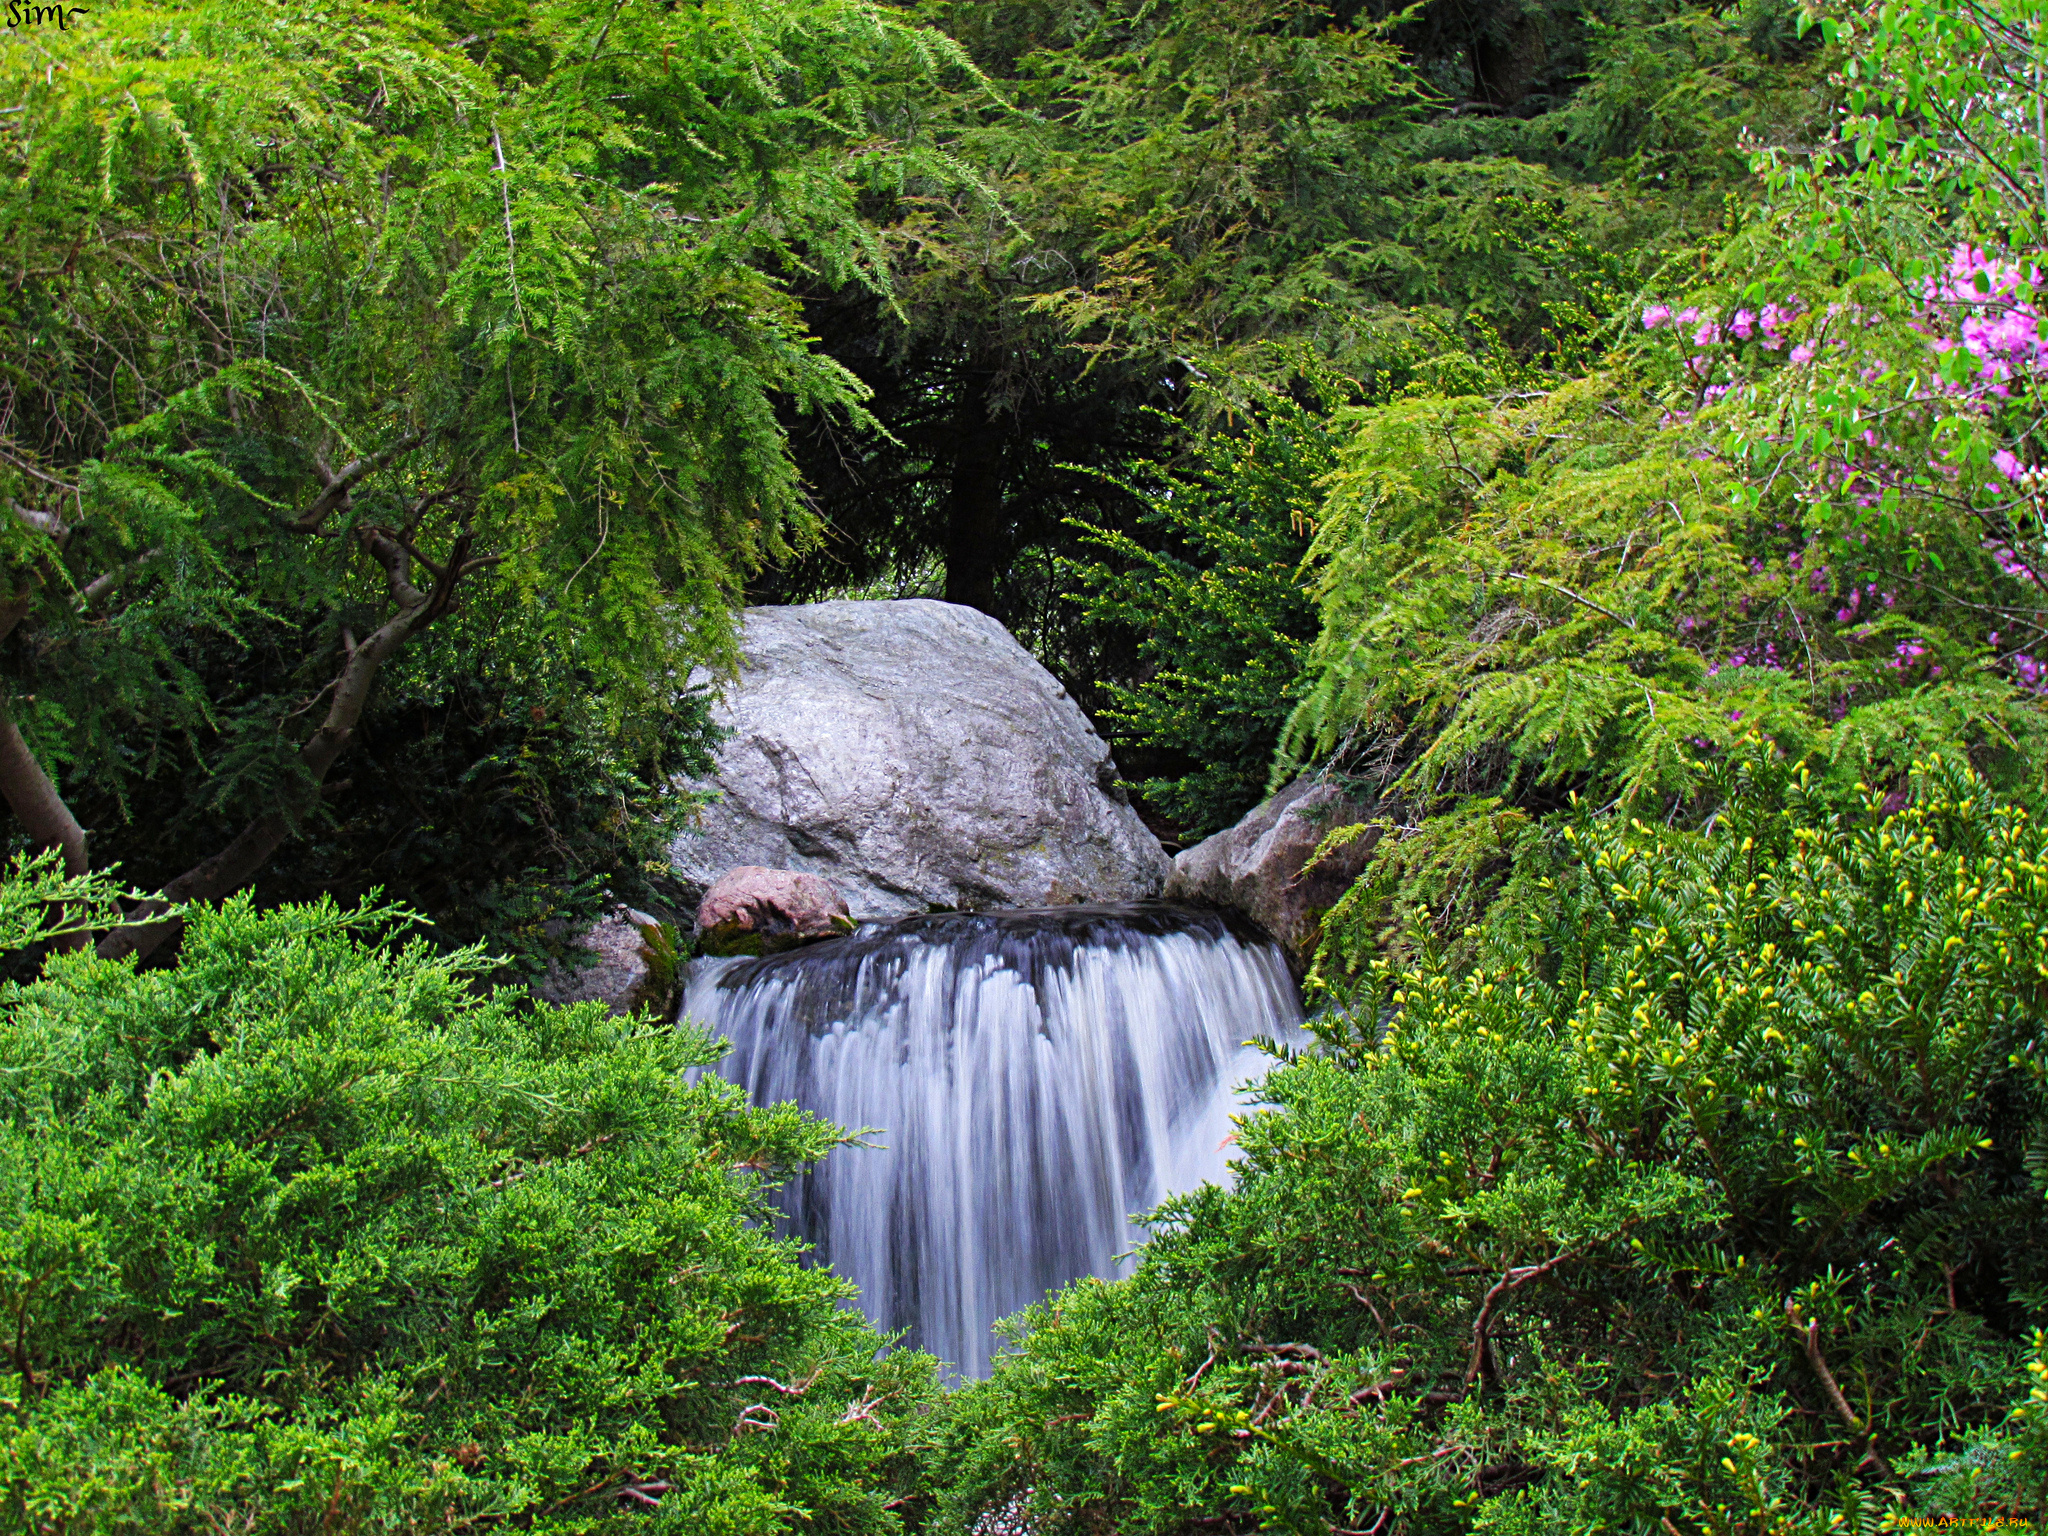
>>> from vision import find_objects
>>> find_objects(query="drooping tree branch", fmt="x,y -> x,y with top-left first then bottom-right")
0,431 -> 442,963
96,507 -> 465,966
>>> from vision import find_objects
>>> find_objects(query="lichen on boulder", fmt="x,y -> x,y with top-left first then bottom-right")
531,906 -> 678,1016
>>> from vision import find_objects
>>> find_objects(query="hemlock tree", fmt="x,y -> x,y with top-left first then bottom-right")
0,0 -> 971,962
763,0 -> 1436,664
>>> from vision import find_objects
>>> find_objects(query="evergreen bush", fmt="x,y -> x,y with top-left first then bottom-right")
934,748 -> 2048,1534
1070,399 -> 1331,840
0,867 -> 939,1533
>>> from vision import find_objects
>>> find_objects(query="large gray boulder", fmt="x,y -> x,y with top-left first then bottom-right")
669,600 -> 1170,918
1163,773 -> 1378,971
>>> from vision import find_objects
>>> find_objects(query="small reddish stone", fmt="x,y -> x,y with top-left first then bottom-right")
696,867 -> 853,956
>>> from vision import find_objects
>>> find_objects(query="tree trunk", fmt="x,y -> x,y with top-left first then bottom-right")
1473,16 -> 1547,110
942,383 -> 1004,615
0,696 -> 92,953
0,703 -> 87,879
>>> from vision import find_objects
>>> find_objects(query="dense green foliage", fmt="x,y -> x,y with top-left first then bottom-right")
934,751 -> 2048,1532
1069,398 -> 1332,839
10,0 -> 2048,1531
0,0 -> 970,957
0,866 -> 939,1532
0,0 -> 1844,937
771,0 -> 1817,719
1162,0 -> 2048,969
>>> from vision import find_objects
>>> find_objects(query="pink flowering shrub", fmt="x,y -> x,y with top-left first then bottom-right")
1631,241 -> 2047,700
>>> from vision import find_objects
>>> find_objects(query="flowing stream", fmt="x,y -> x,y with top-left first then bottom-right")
678,903 -> 1302,1378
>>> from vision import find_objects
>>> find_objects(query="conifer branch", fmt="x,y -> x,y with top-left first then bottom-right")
1502,571 -> 1637,630
96,514 -> 470,964
78,547 -> 160,611
290,432 -> 424,533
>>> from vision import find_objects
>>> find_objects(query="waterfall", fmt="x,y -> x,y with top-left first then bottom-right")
679,903 -> 1303,1379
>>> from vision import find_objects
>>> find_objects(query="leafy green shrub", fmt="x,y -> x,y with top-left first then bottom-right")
933,749 -> 2048,1534
0,870 -> 939,1533
1070,399 -> 1330,840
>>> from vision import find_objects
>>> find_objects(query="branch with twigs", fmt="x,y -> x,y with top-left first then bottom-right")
1502,571 -> 1638,631
290,431 -> 425,533
1464,1243 -> 1591,1391
1785,1299 -> 1893,1478
725,1367 -> 822,1398
94,469 -> 476,965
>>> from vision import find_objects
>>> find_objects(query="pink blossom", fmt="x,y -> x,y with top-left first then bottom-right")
1759,302 -> 1799,349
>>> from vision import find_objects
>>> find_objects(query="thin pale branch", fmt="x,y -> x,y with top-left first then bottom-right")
288,431 -> 423,533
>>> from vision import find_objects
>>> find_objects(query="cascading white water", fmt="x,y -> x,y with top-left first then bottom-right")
679,903 -> 1303,1379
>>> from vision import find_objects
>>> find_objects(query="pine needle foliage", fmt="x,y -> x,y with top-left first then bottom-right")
0,884 -> 942,1532
932,747 -> 2048,1535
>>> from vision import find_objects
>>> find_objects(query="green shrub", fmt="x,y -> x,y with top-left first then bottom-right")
1070,399 -> 1329,840
933,749 -> 2048,1534
0,870 -> 939,1533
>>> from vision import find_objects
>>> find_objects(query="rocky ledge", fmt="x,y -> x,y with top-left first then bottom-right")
1163,773 -> 1379,974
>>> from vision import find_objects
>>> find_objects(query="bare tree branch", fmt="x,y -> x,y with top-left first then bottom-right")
1787,1299 -> 1895,1478
287,431 -> 423,533
10,501 -> 69,539
1503,571 -> 1638,631
79,546 -> 160,610
1464,1245 -> 1586,1391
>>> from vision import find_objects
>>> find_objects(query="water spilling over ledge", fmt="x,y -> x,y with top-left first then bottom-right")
679,903 -> 1303,1379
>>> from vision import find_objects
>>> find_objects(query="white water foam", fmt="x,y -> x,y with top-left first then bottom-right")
679,904 -> 1302,1378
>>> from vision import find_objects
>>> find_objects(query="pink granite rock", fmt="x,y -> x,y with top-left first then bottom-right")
696,866 -> 852,956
